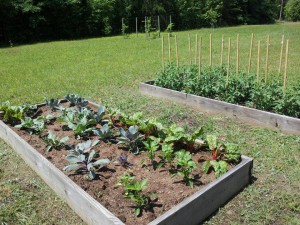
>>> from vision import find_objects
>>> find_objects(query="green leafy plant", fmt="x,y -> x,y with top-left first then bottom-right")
155,64 -> 300,118
139,118 -> 165,138
143,136 -> 160,161
69,140 -> 100,155
117,173 -> 156,216
15,116 -> 46,134
93,124 -> 115,142
46,99 -> 61,111
64,94 -> 80,106
117,125 -> 144,154
44,131 -> 69,152
166,23 -> 174,36
75,97 -> 88,110
165,125 -> 203,151
175,150 -> 198,187
158,143 -> 175,168
201,134 -> 241,178
64,148 -> 110,180
0,101 -> 26,125
94,105 -> 106,124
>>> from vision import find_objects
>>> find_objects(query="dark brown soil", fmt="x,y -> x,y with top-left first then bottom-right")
4,102 -> 234,225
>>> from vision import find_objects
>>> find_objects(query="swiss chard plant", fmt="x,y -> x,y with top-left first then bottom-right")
139,118 -> 165,138
117,125 -> 144,154
64,148 -> 110,180
165,125 -> 203,151
0,101 -> 26,125
43,131 -> 69,152
201,134 -> 241,178
117,173 -> 156,216
175,150 -> 198,187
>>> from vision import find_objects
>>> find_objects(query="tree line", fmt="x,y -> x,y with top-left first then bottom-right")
0,0 -> 299,44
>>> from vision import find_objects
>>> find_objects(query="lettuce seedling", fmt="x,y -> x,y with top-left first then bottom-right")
175,150 -> 198,187
64,149 -> 110,180
0,101 -> 25,125
117,125 -> 144,154
44,131 -> 69,152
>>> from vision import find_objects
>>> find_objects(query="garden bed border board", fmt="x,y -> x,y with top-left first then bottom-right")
0,100 -> 253,225
140,81 -> 300,135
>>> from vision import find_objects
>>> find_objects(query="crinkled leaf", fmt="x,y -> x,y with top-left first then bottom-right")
206,134 -> 217,150
202,160 -> 211,174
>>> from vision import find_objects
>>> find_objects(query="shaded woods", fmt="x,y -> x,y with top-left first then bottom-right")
0,0 -> 285,45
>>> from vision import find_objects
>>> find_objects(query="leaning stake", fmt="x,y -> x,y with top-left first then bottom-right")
221,35 -> 224,66
210,33 -> 212,67
188,33 -> 192,65
162,35 -> 165,71
168,33 -> 171,63
236,34 -> 240,76
175,35 -> 179,67
283,39 -> 289,91
248,33 -> 254,74
257,40 -> 261,83
265,35 -> 270,84
278,34 -> 285,76
227,38 -> 231,90
199,36 -> 202,77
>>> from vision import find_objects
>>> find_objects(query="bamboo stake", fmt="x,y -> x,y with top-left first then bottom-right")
265,35 -> 270,84
158,16 -> 160,38
168,33 -> 171,63
162,35 -> 165,71
195,34 -> 198,64
199,36 -> 202,77
188,33 -> 192,65
210,33 -> 212,67
175,35 -> 179,67
283,39 -> 289,90
135,17 -> 138,36
226,38 -> 231,89
278,34 -> 285,76
221,35 -> 224,66
257,40 -> 261,83
236,34 -> 239,76
248,33 -> 254,74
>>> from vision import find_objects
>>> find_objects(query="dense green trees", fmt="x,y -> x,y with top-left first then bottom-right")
285,0 -> 300,21
0,0 -> 295,44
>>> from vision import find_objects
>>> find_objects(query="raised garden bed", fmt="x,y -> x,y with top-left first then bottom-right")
140,81 -> 300,135
0,97 -> 253,225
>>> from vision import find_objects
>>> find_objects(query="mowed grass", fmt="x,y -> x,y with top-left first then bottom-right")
0,22 -> 300,224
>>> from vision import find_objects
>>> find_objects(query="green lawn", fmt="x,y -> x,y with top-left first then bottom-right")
0,22 -> 299,224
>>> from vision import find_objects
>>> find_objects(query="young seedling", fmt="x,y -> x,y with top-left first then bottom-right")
158,143 -> 175,169
75,97 -> 88,111
94,105 -> 106,124
44,131 -> 69,152
175,149 -> 198,187
117,125 -> 144,154
117,173 -> 157,216
0,101 -> 25,125
117,154 -> 132,168
67,116 -> 95,138
143,136 -> 160,168
64,149 -> 110,180
69,139 -> 100,155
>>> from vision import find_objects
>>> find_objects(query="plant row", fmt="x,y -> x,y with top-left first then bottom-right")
155,64 -> 300,118
0,94 -> 241,216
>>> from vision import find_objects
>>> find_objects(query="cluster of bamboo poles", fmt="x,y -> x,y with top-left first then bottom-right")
161,33 -> 290,89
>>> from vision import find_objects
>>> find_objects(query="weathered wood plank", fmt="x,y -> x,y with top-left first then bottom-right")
150,156 -> 252,225
140,81 -> 300,135
0,120 -> 124,225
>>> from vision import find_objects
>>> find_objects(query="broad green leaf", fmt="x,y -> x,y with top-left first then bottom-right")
93,158 -> 110,166
63,164 -> 79,172
202,160 -> 211,174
